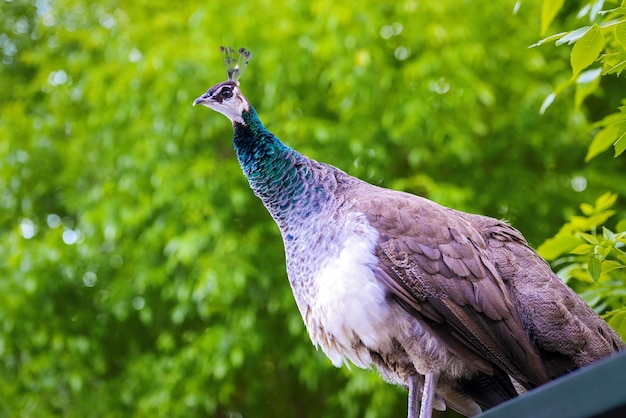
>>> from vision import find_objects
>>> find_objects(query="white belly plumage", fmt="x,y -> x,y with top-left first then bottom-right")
306,215 -> 393,368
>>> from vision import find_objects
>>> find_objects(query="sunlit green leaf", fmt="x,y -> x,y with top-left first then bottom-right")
614,125 -> 626,157
615,21 -> 626,50
579,232 -> 600,245
570,24 -> 604,77
556,26 -> 592,46
586,124 -> 619,161
529,30 -> 569,48
570,243 -> 593,255
601,260 -> 625,276
603,226 -> 616,241
538,234 -> 583,260
588,253 -> 603,282
590,111 -> 626,129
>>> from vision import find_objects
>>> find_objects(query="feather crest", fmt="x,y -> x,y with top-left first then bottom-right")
220,46 -> 251,82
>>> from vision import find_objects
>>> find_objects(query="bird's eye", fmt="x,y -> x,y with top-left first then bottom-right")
220,88 -> 233,99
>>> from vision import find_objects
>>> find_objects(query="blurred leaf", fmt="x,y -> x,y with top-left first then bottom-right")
607,309 -> 626,341
614,127 -> 626,156
596,192 -> 619,211
538,234 -> 582,260
540,92 -> 557,114
575,67 -> 602,109
580,203 -> 595,215
541,0 -> 565,36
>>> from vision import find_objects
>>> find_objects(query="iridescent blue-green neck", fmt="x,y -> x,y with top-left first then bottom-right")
232,105 -> 309,220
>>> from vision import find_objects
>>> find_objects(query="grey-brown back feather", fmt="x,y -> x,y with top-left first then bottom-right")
473,216 -> 626,375
350,179 -> 624,387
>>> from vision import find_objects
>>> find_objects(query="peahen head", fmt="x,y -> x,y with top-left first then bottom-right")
193,47 -> 252,125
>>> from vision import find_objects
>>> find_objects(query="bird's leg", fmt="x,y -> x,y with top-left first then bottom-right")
407,374 -> 421,418
419,372 -> 439,418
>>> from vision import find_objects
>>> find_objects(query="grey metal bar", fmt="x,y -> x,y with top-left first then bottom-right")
477,350 -> 626,418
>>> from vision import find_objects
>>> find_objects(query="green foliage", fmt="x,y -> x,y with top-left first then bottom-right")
587,105 -> 626,160
537,193 -> 626,311
538,192 -> 617,261
534,1 -> 626,158
536,0 -> 626,340
537,199 -> 626,338
1,0 -> 625,417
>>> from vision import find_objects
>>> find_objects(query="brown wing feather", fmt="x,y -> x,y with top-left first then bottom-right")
460,212 -> 626,375
356,187 -> 549,387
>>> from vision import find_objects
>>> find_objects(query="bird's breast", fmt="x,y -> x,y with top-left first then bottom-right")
300,212 -> 397,368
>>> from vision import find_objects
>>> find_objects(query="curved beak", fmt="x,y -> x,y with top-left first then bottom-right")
193,93 -> 211,107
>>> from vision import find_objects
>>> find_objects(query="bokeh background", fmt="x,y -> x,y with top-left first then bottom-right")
2,0 -> 625,417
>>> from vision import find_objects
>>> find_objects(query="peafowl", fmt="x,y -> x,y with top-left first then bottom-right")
193,47 -> 625,418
